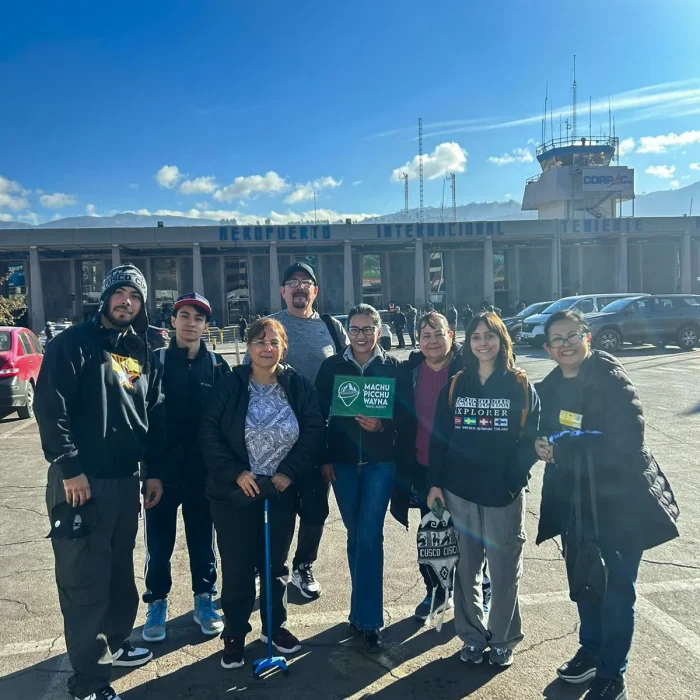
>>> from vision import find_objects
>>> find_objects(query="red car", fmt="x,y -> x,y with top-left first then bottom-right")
0,327 -> 44,420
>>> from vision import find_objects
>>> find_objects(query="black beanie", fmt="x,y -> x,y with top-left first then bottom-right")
99,264 -> 149,332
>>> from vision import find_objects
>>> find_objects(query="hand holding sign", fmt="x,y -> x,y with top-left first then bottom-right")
356,414 -> 383,432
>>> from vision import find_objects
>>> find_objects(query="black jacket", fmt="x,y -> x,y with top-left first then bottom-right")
446,308 -> 458,325
315,349 -> 410,466
429,366 -> 540,507
35,317 -> 166,480
393,312 -> 406,329
535,350 -> 679,552
159,339 -> 230,486
200,364 -> 325,504
390,344 -> 465,528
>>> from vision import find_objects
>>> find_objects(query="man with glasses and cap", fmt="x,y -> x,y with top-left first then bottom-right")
35,264 -> 166,700
267,262 -> 349,599
141,293 -> 230,643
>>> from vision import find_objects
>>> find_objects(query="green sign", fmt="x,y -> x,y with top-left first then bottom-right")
331,375 -> 396,419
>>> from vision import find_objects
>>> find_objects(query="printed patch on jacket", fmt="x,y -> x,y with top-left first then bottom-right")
454,395 -> 513,432
110,354 -> 142,390
559,410 -> 583,429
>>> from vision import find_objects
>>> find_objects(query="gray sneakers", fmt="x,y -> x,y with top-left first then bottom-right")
460,644 -> 485,664
143,599 -> 167,642
193,593 -> 224,636
489,646 -> 514,668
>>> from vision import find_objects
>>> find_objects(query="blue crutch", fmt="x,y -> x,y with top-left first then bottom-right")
252,498 -> 290,679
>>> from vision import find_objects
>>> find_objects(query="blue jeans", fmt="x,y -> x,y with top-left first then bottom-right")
577,545 -> 643,680
332,461 -> 395,631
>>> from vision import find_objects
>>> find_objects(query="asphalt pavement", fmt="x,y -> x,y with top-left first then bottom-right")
1,342 -> 699,700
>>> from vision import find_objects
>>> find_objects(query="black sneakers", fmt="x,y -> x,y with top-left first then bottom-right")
291,563 -> 321,599
111,642 -> 153,668
584,677 -> 628,700
260,628 -> 302,654
221,636 -> 245,669
557,647 -> 598,684
75,687 -> 120,700
363,630 -> 383,652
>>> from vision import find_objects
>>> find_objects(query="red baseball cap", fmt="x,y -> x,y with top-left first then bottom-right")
172,292 -> 212,316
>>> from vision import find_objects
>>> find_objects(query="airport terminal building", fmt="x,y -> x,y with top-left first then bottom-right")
2,215 -> 700,332
2,136 -> 700,331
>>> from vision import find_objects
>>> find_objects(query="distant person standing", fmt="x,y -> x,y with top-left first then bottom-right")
446,305 -> 458,335
393,305 -> 407,349
462,305 -> 473,334
266,262 -> 349,599
239,315 -> 248,341
405,304 -> 417,348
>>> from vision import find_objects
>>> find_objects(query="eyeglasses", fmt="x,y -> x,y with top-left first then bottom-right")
348,326 -> 378,337
420,330 -> 447,342
284,279 -> 315,290
547,332 -> 586,349
250,339 -> 282,349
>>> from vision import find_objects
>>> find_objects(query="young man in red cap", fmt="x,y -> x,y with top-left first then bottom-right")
141,292 -> 230,643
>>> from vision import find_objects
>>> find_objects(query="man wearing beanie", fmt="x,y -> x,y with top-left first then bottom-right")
141,292 -> 229,643
35,264 -> 166,700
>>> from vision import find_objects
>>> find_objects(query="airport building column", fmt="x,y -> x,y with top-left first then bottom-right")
577,245 -> 584,294
343,240 -> 354,310
513,247 -> 521,303
618,233 -> 629,293
414,238 -> 426,310
681,231 -> 692,293
111,244 -> 121,269
192,243 -> 204,295
269,241 -> 281,313
28,246 -> 45,332
551,236 -> 561,299
483,237 -> 495,304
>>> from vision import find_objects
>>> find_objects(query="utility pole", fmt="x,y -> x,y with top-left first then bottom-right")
313,188 -> 317,224
418,117 -> 424,224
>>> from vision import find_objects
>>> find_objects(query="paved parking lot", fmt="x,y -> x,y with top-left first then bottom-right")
0,344 -> 699,699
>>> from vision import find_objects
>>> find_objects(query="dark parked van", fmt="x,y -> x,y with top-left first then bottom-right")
586,294 -> 700,351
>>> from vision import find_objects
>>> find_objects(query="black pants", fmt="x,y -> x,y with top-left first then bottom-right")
394,325 -> 406,348
46,465 -> 140,699
211,489 -> 297,638
293,469 -> 329,569
143,483 -> 217,603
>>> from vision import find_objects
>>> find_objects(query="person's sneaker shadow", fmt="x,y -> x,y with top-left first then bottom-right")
542,678 -> 590,699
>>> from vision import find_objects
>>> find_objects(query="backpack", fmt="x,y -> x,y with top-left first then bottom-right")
321,313 -> 347,354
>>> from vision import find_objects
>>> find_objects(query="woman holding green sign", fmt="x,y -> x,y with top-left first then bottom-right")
315,303 -> 408,651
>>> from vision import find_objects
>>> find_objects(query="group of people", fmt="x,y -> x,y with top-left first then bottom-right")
34,260 -> 679,700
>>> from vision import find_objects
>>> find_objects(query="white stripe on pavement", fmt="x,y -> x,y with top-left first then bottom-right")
0,419 -> 36,439
636,597 -> 700,660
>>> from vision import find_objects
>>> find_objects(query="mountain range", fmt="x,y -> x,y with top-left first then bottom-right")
1,179 -> 698,229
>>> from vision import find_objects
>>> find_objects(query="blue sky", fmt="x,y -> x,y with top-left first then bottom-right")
2,0 -> 700,225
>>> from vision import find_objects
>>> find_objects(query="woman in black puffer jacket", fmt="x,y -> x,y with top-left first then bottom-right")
535,309 -> 679,700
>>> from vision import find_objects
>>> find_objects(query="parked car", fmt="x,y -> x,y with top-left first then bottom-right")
520,293 -> 647,347
586,294 -> 700,352
147,325 -> 171,349
502,302 -> 553,344
0,327 -> 44,420
38,321 -> 71,346
334,314 -> 392,351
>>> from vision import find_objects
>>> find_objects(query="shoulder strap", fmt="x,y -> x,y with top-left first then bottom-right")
321,313 -> 344,354
514,370 -> 530,431
209,351 -> 217,368
157,347 -> 166,366
448,370 -> 463,408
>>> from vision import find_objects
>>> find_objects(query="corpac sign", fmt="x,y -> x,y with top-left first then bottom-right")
582,167 -> 634,193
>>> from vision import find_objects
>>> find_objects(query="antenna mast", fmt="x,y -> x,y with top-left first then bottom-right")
450,172 -> 456,222
572,55 -> 577,139
543,83 -> 548,143
402,173 -> 409,217
589,96 -> 592,138
418,117 -> 424,224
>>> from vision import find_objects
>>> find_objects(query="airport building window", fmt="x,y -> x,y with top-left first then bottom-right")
81,260 -> 102,317
429,252 -> 445,311
153,258 -> 178,323
362,254 -> 382,309
226,257 -> 250,323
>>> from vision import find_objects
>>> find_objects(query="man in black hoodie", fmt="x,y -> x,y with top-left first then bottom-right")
35,264 -> 166,700
142,293 -> 230,644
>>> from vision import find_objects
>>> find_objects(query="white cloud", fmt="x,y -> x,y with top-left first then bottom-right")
505,193 -> 512,199
39,192 -> 77,208
690,162 -> 700,171
0,175 -> 30,211
18,212 -> 41,226
213,171 -> 289,202
155,165 -> 182,189
670,180 -> 680,188
352,180 -> 363,186
618,138 -> 636,157
179,176 -> 218,195
86,203 -> 97,216
391,142 -> 467,182
284,176 -> 342,204
645,164 -> 676,179
128,183 -> 139,189
488,147 -> 534,166
636,129 -> 700,154
0,213 -> 15,221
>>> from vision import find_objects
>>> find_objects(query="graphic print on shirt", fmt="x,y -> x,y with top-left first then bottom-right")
453,396 -> 512,432
110,353 -> 142,390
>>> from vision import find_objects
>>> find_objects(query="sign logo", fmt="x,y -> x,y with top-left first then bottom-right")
337,381 -> 361,407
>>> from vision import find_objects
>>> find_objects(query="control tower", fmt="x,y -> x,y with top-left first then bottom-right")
521,135 -> 635,219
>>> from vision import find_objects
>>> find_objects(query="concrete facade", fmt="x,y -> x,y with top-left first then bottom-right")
1,217 -> 699,331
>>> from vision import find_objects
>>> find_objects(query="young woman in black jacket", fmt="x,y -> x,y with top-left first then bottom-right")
200,317 -> 325,671
428,312 -> 540,669
315,304 -> 410,651
535,310 -> 679,700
